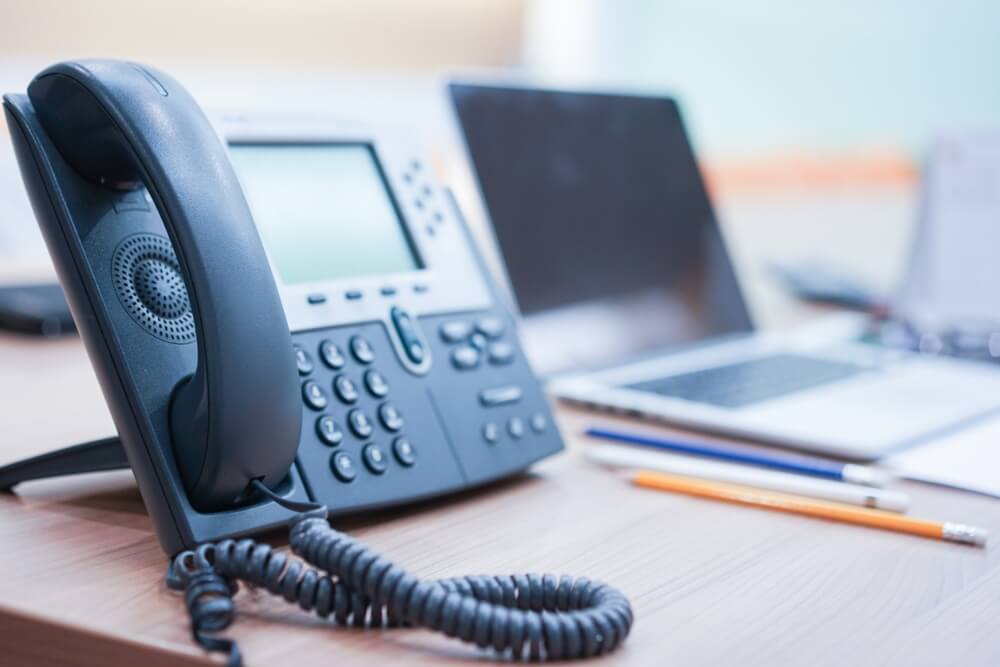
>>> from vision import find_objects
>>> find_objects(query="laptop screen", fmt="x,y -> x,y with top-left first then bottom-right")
451,84 -> 753,372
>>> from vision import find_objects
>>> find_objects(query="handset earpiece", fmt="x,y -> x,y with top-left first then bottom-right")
27,60 -> 301,511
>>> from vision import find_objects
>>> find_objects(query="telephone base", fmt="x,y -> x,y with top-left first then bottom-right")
0,436 -> 128,491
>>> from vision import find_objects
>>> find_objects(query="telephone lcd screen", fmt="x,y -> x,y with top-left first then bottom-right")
228,143 -> 422,284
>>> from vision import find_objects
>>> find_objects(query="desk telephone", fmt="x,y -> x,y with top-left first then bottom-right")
0,60 -> 632,662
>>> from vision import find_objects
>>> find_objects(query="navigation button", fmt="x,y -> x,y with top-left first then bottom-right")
476,317 -> 505,339
451,346 -> 480,370
479,385 -> 523,407
440,320 -> 472,343
488,342 -> 515,365
331,451 -> 357,482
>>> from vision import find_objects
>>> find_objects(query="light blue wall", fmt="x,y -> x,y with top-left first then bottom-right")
523,0 -> 1000,159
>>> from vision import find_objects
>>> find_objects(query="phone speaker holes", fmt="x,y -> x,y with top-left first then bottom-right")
112,234 -> 196,344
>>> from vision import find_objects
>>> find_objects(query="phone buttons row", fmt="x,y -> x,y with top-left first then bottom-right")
482,413 -> 547,444
297,336 -> 375,375
329,437 -> 417,482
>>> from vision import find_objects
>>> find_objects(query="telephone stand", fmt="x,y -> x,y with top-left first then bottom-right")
0,436 -> 128,491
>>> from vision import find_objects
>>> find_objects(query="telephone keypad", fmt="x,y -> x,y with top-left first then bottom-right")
294,346 -> 314,376
392,437 -> 417,466
350,335 -> 375,364
378,403 -> 404,432
362,444 -> 389,474
302,381 -> 328,411
319,340 -> 346,369
348,409 -> 374,439
293,309 -> 559,505
331,451 -> 358,482
316,415 -> 344,446
364,369 -> 390,398
333,375 -> 360,404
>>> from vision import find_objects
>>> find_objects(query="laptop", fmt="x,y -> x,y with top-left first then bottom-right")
449,82 -> 1000,460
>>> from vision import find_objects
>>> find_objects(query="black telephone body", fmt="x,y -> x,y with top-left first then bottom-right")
3,61 -> 564,555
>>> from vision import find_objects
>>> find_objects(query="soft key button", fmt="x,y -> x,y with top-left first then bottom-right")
479,385 -> 523,407
390,307 -> 426,365
440,320 -> 472,343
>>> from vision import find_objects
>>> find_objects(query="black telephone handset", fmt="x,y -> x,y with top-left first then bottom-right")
3,60 -> 631,662
25,61 -> 300,509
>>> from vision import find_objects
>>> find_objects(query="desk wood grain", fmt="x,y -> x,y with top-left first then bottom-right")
1,331 -> 999,666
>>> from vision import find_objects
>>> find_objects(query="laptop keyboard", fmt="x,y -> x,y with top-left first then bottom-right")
626,353 -> 869,408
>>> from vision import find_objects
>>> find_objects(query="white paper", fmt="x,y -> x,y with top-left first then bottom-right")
886,414 -> 1000,497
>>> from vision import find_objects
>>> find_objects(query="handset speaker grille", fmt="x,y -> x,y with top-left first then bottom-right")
112,233 -> 196,344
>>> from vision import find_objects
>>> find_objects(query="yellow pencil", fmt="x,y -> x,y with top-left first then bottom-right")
632,469 -> 988,547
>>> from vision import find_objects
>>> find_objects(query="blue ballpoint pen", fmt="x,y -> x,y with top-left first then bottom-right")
585,426 -> 888,487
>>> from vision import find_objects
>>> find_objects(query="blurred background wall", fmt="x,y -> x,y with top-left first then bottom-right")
0,0 -> 995,320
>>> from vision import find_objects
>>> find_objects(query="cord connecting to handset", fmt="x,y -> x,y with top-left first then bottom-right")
167,479 -> 634,666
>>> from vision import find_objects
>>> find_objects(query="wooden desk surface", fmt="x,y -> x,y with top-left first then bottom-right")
2,330 -> 1000,666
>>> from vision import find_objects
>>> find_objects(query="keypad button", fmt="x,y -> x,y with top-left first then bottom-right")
451,346 -> 480,370
469,332 -> 488,351
440,320 -> 472,343
294,346 -> 314,376
333,375 -> 359,404
482,422 -> 500,444
362,444 -> 389,474
364,369 -> 390,398
302,381 -> 328,410
348,409 -> 374,439
507,416 -> 525,439
479,385 -> 523,407
530,413 -> 547,433
319,340 -> 345,370
378,403 -> 404,432
350,335 -> 375,364
476,317 -> 505,339
393,437 -> 417,466
316,415 -> 344,446
488,342 -> 515,366
330,451 -> 358,482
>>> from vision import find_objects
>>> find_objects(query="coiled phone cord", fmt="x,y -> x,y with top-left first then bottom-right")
166,480 -> 633,666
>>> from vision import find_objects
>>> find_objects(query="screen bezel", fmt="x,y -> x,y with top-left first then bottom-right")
217,114 -> 491,337
228,140 -> 426,286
